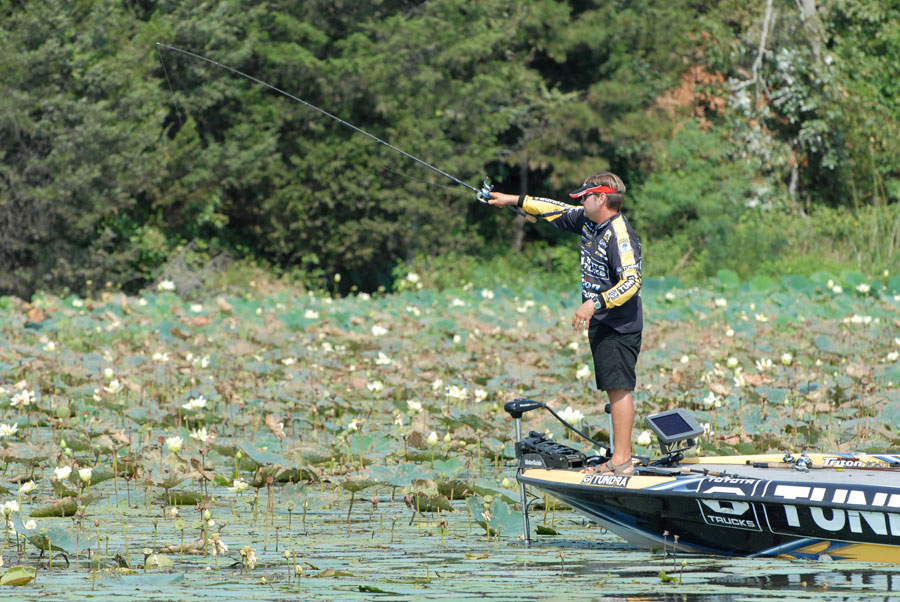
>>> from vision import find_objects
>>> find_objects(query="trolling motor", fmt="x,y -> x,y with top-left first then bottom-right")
503,398 -> 608,545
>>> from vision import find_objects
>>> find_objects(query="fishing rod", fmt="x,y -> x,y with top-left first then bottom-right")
155,43 -> 532,219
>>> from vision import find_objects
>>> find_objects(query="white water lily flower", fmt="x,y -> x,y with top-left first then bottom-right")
567,341 -> 579,351
78,467 -> 93,483
431,378 -> 444,392
637,430 -> 653,446
371,324 -> 388,336
347,419 -> 360,432
24,519 -> 36,530
281,357 -> 296,366
887,351 -> 899,362
474,389 -> 488,402
229,479 -> 249,493
576,364 -> 592,380
182,395 -> 207,411
19,481 -> 36,494
2,500 -> 19,514
733,371 -> 746,388
366,380 -> 384,393
781,353 -> 793,366
103,379 -> 123,394
446,385 -> 467,400
703,392 -> 720,407
427,431 -> 439,447
558,406 -> 584,425
843,314 -> 873,325
714,298 -> 727,308
680,355 -> 690,364
406,272 -> 420,284
152,351 -> 170,363
245,547 -> 258,570
54,466 -> 72,481
406,305 -> 422,316
10,389 -> 35,407
375,352 -> 392,366
755,358 -> 773,372
304,309 -> 319,319
480,288 -> 495,299
0,423 -> 18,438
856,283 -> 870,293
754,313 -> 769,323
190,303 -> 204,313
157,280 -> 176,291
165,436 -> 183,453
451,298 -> 466,307
393,413 -> 403,427
664,292 -> 676,301
210,534 -> 228,557
407,400 -> 423,413
832,284 -> 843,294
726,357 -> 739,369
72,298 -> 85,308
189,427 -> 209,443
725,328 -> 735,337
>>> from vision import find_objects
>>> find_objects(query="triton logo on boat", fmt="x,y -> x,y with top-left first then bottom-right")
822,458 -> 865,468
581,474 -> 630,487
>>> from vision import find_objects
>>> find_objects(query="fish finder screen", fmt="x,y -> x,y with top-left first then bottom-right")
651,413 -> 692,437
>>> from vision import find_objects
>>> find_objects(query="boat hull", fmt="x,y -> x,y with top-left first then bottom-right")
519,455 -> 900,563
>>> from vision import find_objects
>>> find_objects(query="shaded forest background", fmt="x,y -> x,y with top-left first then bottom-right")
2,0 -> 899,299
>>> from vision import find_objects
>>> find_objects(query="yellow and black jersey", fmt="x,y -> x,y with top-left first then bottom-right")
518,195 -> 642,333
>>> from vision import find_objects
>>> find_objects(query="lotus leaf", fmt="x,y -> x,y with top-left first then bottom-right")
30,497 -> 79,518
0,566 -> 36,586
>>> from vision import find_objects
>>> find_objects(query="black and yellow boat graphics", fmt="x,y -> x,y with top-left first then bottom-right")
518,456 -> 900,563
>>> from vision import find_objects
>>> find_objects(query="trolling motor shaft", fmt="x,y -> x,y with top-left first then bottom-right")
504,399 -> 539,545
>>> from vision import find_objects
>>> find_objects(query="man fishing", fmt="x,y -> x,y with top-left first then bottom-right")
488,172 -> 642,476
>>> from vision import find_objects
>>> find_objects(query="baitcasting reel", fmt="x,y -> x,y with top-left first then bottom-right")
476,177 -> 493,203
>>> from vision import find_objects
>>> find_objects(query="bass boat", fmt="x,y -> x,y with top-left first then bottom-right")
506,399 -> 900,563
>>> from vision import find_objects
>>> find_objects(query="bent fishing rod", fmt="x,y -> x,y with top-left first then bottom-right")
155,43 -> 532,219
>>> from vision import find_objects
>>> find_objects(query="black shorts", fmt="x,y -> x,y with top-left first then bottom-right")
588,322 -> 642,392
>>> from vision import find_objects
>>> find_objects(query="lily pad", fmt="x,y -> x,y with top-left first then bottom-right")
0,566 -> 36,586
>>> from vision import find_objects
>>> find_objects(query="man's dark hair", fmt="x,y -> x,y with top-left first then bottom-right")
584,171 -> 626,210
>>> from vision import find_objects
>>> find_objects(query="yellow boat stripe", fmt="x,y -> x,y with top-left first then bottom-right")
521,468 -> 673,489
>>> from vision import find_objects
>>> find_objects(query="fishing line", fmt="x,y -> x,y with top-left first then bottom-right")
155,42 -> 530,220
379,165 -> 464,193
156,44 -> 184,128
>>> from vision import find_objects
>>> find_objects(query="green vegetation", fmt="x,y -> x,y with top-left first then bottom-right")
0,275 -> 898,594
1,0 -> 899,298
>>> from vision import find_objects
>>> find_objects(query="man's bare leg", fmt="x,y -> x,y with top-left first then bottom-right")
607,388 -> 634,466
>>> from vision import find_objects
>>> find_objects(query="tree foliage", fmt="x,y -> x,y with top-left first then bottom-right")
1,0 -> 898,298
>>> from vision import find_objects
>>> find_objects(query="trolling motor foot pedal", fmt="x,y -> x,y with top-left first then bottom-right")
516,431 -> 587,470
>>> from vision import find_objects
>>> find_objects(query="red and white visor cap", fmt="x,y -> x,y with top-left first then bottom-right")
568,183 -> 618,198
